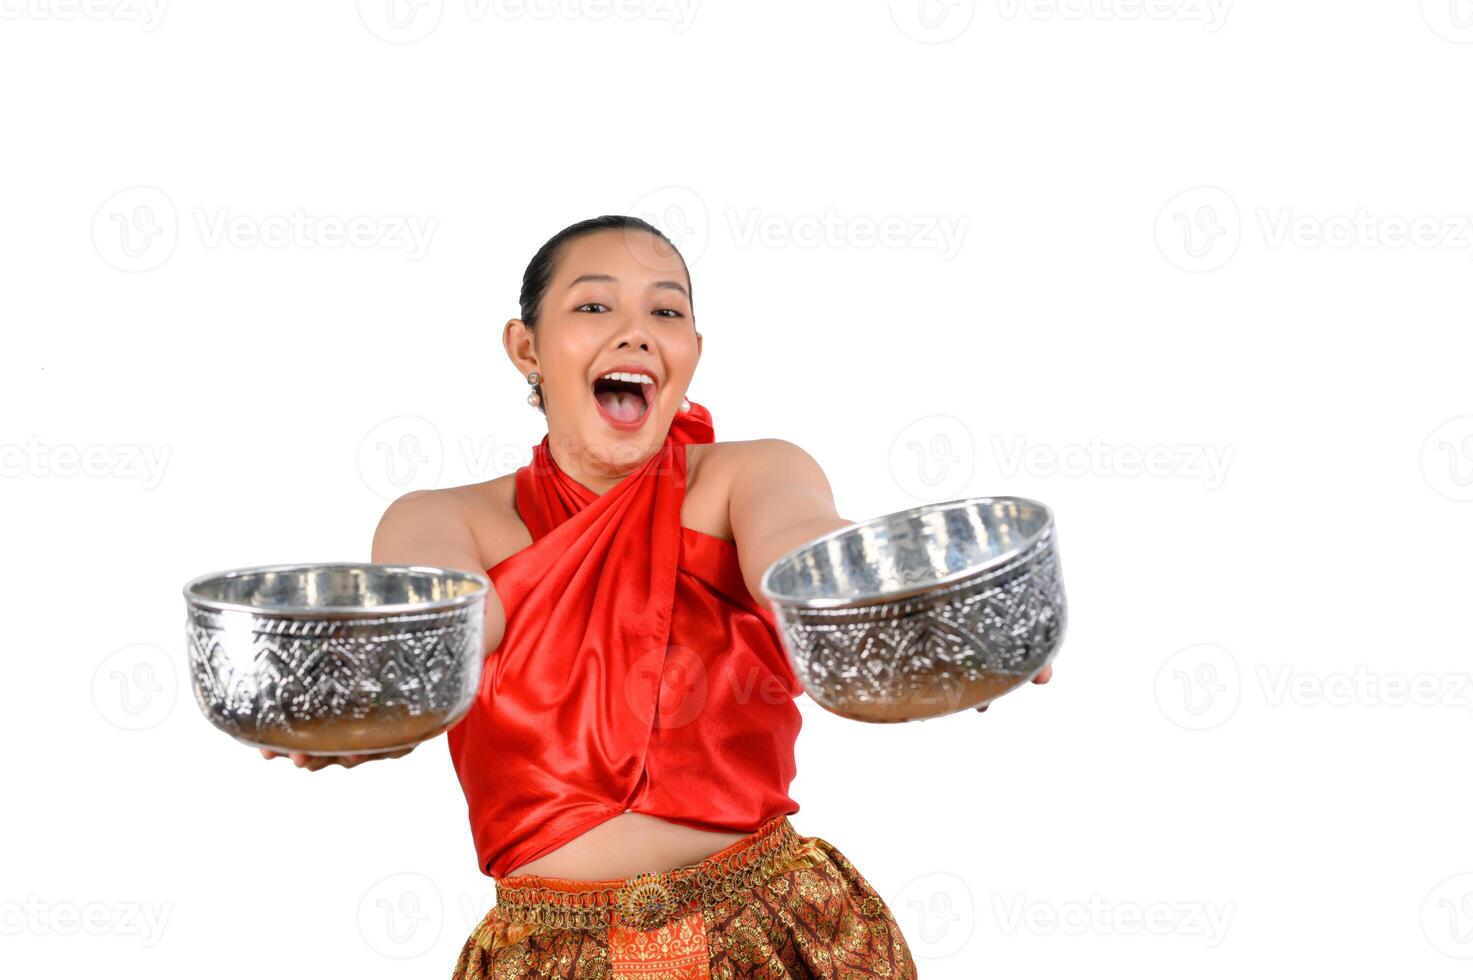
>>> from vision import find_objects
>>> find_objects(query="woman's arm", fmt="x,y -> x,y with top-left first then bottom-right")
371,489 -> 507,658
727,438 -> 1054,709
728,438 -> 854,614
262,490 -> 509,771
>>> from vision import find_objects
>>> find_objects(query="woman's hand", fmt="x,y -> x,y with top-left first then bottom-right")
974,664 -> 1054,713
258,746 -> 415,771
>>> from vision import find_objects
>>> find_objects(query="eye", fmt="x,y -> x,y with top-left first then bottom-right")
653,308 -> 684,318
576,302 -> 609,313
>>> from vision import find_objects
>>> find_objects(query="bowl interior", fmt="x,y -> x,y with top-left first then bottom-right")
764,497 -> 1051,604
187,563 -> 484,614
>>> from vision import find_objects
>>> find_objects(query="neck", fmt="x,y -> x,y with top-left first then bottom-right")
546,430 -> 667,497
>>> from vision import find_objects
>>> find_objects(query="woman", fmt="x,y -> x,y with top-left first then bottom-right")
264,215 -> 1049,976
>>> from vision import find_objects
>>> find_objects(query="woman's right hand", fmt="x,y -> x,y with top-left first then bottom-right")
258,745 -> 415,771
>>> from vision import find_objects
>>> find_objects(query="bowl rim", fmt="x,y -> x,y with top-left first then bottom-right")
758,495 -> 1056,610
182,561 -> 490,618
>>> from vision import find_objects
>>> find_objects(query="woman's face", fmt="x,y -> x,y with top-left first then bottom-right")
506,227 -> 701,479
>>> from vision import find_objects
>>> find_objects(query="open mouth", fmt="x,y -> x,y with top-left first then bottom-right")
591,375 -> 656,426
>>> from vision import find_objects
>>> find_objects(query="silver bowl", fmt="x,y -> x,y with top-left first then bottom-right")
183,562 -> 489,755
760,497 -> 1066,723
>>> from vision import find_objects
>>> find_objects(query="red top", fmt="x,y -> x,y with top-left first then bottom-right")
446,400 -> 804,879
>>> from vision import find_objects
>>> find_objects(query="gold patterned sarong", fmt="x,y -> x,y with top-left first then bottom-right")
451,815 -> 917,978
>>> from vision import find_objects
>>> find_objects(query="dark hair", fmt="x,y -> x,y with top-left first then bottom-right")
518,214 -> 693,415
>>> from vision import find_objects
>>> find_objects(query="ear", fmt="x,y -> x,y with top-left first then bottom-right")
503,318 -> 538,377
695,330 -> 703,358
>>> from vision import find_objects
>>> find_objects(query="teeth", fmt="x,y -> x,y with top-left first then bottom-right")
597,371 -> 655,385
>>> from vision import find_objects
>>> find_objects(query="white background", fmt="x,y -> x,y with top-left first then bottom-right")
4,1 -> 1472,976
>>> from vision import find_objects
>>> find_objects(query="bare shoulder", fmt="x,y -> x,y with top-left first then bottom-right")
693,438 -> 829,486
372,474 -> 531,572
685,438 -> 833,522
439,475 -> 533,569
686,437 -> 821,474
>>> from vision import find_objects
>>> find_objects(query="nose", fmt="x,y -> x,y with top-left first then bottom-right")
609,317 -> 654,353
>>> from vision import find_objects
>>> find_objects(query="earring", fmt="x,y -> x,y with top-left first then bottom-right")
526,371 -> 542,408
680,396 -> 690,413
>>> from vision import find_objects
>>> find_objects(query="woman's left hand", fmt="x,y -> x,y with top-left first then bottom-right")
974,664 -> 1053,712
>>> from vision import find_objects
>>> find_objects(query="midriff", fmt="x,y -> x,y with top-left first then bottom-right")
502,811 -> 749,880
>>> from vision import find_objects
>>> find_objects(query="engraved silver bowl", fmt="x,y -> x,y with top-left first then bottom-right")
759,497 -> 1066,723
183,562 -> 489,754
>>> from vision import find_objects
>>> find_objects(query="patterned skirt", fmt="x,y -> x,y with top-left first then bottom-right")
451,814 -> 918,978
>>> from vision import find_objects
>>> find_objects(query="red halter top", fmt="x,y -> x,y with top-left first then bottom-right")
446,400 -> 804,879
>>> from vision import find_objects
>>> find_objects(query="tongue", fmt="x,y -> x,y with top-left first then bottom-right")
595,389 -> 646,423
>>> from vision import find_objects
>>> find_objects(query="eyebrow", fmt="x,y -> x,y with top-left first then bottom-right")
567,273 -> 689,297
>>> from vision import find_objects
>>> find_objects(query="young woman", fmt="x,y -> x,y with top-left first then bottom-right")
264,215 -> 1049,976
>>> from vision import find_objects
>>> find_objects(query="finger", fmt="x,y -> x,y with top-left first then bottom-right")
1033,665 -> 1053,684
260,748 -> 276,760
974,703 -> 990,712
291,753 -> 311,768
